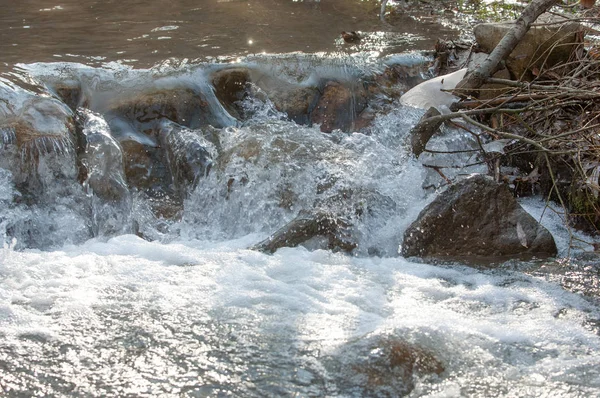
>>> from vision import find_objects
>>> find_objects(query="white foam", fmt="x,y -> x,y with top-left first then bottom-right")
1,236 -> 599,395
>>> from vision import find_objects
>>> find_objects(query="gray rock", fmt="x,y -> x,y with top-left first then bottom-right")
76,109 -> 129,202
474,13 -> 583,79
402,174 -> 557,263
158,121 -> 214,197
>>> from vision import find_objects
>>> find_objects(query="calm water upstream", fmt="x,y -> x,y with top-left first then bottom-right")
1,1 -> 600,397
0,0 -> 459,71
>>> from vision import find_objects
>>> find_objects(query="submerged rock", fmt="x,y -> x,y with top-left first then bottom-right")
270,85 -> 321,126
333,335 -> 444,397
402,174 -> 557,263
158,121 -> 215,197
106,87 -> 211,131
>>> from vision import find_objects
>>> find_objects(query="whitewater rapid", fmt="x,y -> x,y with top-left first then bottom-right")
1,56 -> 599,396
1,232 -> 599,396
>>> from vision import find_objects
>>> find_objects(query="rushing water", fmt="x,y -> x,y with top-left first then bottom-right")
1,1 -> 600,397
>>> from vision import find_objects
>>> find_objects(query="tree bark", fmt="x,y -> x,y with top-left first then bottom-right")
409,107 -> 442,157
454,0 -> 560,95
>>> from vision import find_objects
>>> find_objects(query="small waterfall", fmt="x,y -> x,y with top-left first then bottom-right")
76,109 -> 132,237
159,120 -> 216,198
0,55 -> 435,250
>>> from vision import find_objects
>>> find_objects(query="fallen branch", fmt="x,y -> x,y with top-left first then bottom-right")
454,0 -> 561,94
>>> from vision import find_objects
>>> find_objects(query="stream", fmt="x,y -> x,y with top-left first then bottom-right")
1,1 -> 600,396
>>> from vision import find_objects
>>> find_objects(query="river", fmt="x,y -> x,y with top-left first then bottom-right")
1,1 -> 600,396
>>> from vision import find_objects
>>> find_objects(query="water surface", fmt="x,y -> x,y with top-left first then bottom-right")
0,0 -> 461,72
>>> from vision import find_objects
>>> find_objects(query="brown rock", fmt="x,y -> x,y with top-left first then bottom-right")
273,86 -> 320,125
336,335 -> 444,397
310,81 -> 367,133
158,122 -> 213,197
211,67 -> 251,120
252,211 -> 356,253
581,0 -> 596,9
1,96 -> 75,163
249,71 -> 320,125
119,139 -> 164,191
106,87 -> 211,132
402,174 -> 558,263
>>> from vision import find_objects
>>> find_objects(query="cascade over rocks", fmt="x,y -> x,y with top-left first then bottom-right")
402,174 -> 557,263
0,56 -> 439,246
310,80 -> 368,133
213,60 -> 428,133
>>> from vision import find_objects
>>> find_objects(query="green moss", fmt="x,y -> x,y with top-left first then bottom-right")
568,184 -> 600,231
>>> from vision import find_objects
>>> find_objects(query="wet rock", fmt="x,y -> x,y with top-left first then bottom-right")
118,138 -> 160,190
216,123 -> 348,172
0,95 -> 75,159
106,87 -> 218,133
310,81 -> 368,133
251,72 -> 320,125
333,335 -> 444,397
273,86 -> 321,126
252,211 -> 357,253
146,194 -> 184,221
316,188 -> 397,219
0,89 -> 76,195
372,62 -> 428,98
158,121 -> 215,197
212,67 -> 251,120
217,135 -> 262,170
474,13 -> 583,79
75,109 -> 128,202
50,82 -> 84,111
402,174 -> 557,263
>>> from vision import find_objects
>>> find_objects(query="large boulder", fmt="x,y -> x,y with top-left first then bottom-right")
402,174 -> 557,263
474,13 -> 583,79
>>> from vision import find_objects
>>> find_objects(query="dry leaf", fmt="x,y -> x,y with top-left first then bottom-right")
517,222 -> 528,248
